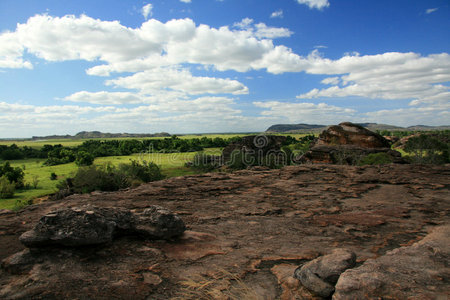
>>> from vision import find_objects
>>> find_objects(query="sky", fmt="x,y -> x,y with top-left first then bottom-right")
0,0 -> 449,138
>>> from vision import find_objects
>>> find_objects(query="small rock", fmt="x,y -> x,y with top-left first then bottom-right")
142,272 -> 162,286
294,248 -> 356,298
1,249 -> 36,274
135,205 -> 186,239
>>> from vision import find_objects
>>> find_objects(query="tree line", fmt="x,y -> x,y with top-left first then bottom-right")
0,136 -> 244,166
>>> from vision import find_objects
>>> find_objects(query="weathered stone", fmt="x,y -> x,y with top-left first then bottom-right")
1,249 -> 36,274
222,135 -> 287,165
135,205 -> 186,239
297,122 -> 404,164
19,206 -> 184,248
294,249 -> 356,298
333,225 -> 450,299
19,208 -> 120,247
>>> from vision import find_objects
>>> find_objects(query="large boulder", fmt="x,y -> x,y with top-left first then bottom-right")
294,248 -> 356,298
333,225 -> 450,299
222,135 -> 287,167
19,206 -> 185,248
316,122 -> 390,148
297,122 -> 404,164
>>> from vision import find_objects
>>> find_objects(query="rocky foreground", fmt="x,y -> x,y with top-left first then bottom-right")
0,164 -> 449,299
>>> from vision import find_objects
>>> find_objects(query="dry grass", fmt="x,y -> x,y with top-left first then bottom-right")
172,268 -> 260,300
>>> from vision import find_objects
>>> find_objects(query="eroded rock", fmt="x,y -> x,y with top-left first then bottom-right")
297,122 -> 404,164
18,206 -> 184,248
294,248 -> 356,298
333,225 -> 450,299
135,205 -> 186,239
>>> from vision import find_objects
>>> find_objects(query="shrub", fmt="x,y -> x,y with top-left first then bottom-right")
31,175 -> 40,189
50,172 -> 58,180
359,153 -> 394,165
0,176 -> 15,198
404,134 -> 449,164
75,151 -> 95,166
188,153 -> 221,172
56,161 -> 164,197
70,164 -> 129,194
0,162 -> 25,188
118,160 -> 164,183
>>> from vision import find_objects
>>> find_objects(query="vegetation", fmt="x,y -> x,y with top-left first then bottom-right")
0,162 -> 25,188
0,176 -> 15,198
359,152 -> 394,165
403,134 -> 449,164
56,160 -> 164,197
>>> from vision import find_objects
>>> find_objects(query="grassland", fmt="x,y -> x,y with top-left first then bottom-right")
0,148 -> 222,210
0,132 -> 312,210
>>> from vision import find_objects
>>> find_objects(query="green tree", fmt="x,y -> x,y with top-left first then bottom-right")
404,134 -> 448,164
75,151 -> 95,166
0,162 -> 25,188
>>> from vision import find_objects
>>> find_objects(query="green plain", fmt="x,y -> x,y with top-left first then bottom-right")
0,148 -> 222,210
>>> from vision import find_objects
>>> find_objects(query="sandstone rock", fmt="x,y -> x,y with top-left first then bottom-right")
316,122 -> 390,148
19,206 -> 185,248
135,205 -> 186,239
222,135 -> 287,165
19,208 -> 122,247
1,249 -> 37,274
297,122 -> 404,164
333,225 -> 450,299
294,248 -> 356,298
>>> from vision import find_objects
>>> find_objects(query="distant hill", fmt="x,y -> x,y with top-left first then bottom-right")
31,131 -> 171,140
265,123 -> 450,133
266,124 -> 328,133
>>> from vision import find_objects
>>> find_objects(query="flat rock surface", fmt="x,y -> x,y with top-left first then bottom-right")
0,164 -> 449,299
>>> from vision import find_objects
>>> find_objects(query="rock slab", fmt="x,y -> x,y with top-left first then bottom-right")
19,206 -> 185,248
333,225 -> 450,299
294,248 -> 356,298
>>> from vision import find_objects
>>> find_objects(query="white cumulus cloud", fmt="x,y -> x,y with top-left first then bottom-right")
297,51 -> 450,105
105,67 -> 249,96
426,8 -> 438,14
296,0 -> 330,10
270,10 -> 283,18
141,4 -> 153,20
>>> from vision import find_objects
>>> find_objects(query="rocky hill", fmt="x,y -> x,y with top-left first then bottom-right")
31,131 -> 170,140
0,163 -> 449,299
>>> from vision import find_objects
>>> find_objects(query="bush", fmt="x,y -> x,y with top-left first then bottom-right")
75,151 -> 95,166
0,176 -> 15,198
0,162 -> 25,188
69,164 -> 129,194
188,153 -> 221,171
359,153 -> 394,165
404,134 -> 449,164
118,160 -> 165,183
50,172 -> 58,180
57,161 -> 164,196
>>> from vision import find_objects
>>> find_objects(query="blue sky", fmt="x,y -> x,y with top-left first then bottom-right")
0,0 -> 449,138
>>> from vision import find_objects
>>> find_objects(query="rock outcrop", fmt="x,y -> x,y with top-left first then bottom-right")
297,122 -> 404,164
294,248 -> 356,297
0,164 -> 448,299
222,135 -> 287,165
333,225 -> 450,299
19,206 -> 185,248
